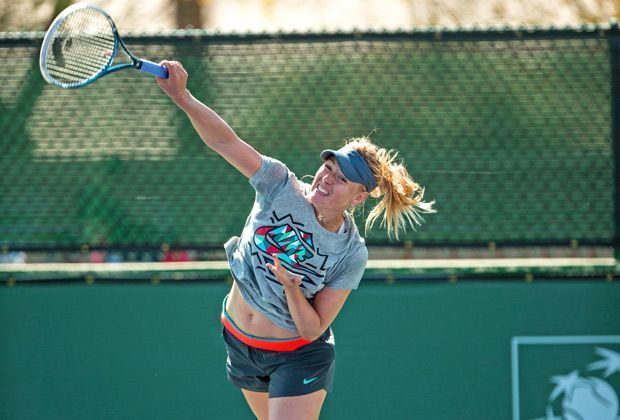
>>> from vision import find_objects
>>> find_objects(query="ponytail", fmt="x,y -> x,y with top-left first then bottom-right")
346,137 -> 436,240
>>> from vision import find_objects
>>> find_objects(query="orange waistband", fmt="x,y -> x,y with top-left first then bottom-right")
221,301 -> 312,352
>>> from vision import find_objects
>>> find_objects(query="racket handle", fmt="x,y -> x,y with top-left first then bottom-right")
138,60 -> 169,79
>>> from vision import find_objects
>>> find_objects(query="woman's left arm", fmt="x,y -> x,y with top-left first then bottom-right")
267,255 -> 352,341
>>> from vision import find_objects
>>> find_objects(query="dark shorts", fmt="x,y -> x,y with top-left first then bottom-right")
222,326 -> 336,398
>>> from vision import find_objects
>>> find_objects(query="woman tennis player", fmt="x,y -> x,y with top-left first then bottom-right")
156,61 -> 435,419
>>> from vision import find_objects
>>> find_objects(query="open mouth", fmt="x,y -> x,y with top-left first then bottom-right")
316,184 -> 329,196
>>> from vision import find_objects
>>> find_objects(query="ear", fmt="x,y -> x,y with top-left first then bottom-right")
350,191 -> 369,207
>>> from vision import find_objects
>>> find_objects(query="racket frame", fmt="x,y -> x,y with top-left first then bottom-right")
40,3 -> 165,89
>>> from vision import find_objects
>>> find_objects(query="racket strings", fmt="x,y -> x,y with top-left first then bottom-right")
44,7 -> 116,85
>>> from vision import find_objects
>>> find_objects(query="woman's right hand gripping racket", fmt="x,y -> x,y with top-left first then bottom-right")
39,2 -> 169,89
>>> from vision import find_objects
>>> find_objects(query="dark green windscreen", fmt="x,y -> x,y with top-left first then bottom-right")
0,31 -> 615,249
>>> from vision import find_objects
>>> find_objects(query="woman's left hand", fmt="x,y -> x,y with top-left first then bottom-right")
266,254 -> 302,291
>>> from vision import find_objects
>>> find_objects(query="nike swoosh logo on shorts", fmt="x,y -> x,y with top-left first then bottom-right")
303,377 -> 318,385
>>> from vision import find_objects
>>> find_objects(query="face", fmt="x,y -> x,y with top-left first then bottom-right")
308,157 -> 368,212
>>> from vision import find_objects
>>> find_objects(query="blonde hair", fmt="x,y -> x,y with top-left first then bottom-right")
345,136 -> 436,240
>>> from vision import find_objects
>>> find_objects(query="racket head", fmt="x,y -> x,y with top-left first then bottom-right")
39,3 -> 119,89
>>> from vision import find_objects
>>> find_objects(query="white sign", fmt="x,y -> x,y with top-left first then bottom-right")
511,336 -> 620,420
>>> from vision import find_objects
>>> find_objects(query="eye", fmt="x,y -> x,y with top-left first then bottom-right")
338,176 -> 347,183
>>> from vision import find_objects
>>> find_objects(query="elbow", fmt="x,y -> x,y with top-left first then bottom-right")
210,134 -> 241,153
300,333 -> 318,342
299,327 -> 325,342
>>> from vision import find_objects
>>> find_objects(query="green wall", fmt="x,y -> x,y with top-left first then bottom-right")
1,280 -> 619,419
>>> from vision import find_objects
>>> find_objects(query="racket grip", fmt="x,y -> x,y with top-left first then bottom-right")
139,60 -> 169,79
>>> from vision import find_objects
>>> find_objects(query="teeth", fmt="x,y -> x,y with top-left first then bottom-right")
317,185 -> 328,195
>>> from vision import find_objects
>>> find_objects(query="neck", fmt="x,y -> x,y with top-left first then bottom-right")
313,206 -> 344,232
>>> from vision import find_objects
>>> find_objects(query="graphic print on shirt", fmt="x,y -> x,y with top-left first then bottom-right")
252,211 -> 329,290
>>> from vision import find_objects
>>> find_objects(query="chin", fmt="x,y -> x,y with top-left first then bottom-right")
308,190 -> 321,204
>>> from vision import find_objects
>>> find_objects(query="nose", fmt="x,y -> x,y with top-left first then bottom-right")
321,172 -> 334,185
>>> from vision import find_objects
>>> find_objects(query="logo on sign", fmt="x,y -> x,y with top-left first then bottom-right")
511,336 -> 620,420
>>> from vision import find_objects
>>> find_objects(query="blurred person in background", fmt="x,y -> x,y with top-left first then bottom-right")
156,60 -> 434,420
0,250 -> 27,264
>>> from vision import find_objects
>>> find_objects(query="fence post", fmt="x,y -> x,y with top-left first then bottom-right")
610,21 -> 620,262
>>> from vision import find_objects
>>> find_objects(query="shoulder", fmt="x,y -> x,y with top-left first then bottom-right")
345,216 -> 367,253
323,235 -> 367,290
333,228 -> 368,268
250,155 -> 300,197
250,155 -> 287,181
348,237 -> 368,264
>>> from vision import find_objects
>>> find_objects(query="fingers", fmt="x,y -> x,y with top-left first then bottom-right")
267,255 -> 302,289
155,60 -> 190,104
159,60 -> 186,76
159,60 -> 178,69
273,254 -> 281,269
265,254 -> 280,274
156,61 -> 184,82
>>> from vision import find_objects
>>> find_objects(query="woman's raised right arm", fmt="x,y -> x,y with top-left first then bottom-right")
156,60 -> 262,179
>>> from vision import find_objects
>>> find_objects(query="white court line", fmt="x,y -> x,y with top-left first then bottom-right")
0,257 -> 616,273
0,261 -> 230,272
365,258 -> 616,269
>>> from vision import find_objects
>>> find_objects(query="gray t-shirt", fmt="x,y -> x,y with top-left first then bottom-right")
224,155 -> 368,332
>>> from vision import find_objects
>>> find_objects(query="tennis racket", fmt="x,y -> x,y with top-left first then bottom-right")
39,3 -> 169,89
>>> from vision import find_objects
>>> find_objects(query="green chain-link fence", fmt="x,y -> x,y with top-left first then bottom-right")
0,27 -> 618,252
